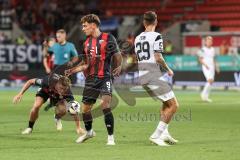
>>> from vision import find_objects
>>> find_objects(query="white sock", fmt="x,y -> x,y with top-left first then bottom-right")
151,121 -> 167,139
108,135 -> 114,140
202,82 -> 211,98
206,83 -> 211,97
87,129 -> 93,135
163,124 -> 169,135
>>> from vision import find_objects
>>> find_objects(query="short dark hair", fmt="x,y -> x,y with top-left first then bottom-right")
80,14 -> 101,26
143,11 -> 157,25
56,29 -> 66,34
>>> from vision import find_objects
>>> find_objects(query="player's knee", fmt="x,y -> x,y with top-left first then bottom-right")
208,79 -> 214,84
100,99 -> 111,110
56,107 -> 66,116
100,102 -> 110,110
55,103 -> 66,114
82,104 -> 91,113
167,99 -> 178,114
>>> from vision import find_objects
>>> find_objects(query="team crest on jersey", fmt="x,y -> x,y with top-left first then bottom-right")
99,40 -> 104,44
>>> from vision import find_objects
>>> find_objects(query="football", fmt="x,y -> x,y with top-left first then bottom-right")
67,101 -> 81,115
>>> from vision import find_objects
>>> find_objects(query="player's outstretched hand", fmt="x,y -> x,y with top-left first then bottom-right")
112,66 -> 121,77
65,69 -> 72,77
168,69 -> 174,76
66,61 -> 74,68
13,94 -> 22,104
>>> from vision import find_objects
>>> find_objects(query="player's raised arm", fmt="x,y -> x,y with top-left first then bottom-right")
13,78 -> 36,104
153,35 -> 173,76
65,57 -> 89,76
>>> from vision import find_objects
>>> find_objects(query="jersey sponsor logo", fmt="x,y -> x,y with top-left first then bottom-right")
90,46 -> 101,57
140,36 -> 146,40
90,48 -> 95,55
64,53 -> 69,58
99,39 -> 104,44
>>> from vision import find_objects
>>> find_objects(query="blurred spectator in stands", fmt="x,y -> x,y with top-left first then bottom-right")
122,33 -> 135,57
219,40 -> 229,55
164,40 -> 174,55
87,0 -> 99,14
0,32 -> 12,44
126,33 -> 135,45
101,10 -> 118,36
0,2 -> 16,29
32,31 -> 44,45
42,37 -> 56,74
118,34 -> 138,84
2,33 -> 11,44
16,35 -> 26,45
9,0 -> 102,44
0,32 -> 6,43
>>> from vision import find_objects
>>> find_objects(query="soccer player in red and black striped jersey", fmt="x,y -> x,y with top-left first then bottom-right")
12,74 -> 85,135
66,14 -> 122,145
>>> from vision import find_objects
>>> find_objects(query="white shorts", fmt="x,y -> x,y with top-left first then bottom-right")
157,90 -> 175,102
202,66 -> 215,80
144,84 -> 175,102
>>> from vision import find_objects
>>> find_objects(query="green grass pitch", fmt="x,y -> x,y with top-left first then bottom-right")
0,90 -> 240,160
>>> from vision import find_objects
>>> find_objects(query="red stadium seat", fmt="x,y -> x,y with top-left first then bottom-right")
100,0 -> 240,31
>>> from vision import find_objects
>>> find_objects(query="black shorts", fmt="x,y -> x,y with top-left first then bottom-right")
36,88 -> 74,106
82,77 -> 112,105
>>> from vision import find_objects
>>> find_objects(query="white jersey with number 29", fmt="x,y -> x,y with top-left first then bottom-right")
134,31 -> 163,64
134,31 -> 175,102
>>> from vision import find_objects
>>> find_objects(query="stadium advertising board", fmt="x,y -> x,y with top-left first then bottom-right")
165,55 -> 240,87
0,44 -> 45,83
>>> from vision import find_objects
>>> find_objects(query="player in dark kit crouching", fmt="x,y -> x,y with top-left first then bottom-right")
13,74 -> 85,135
65,14 -> 122,145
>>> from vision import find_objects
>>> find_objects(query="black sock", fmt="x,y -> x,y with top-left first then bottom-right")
28,121 -> 35,129
103,108 -> 114,135
83,112 -> 93,131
